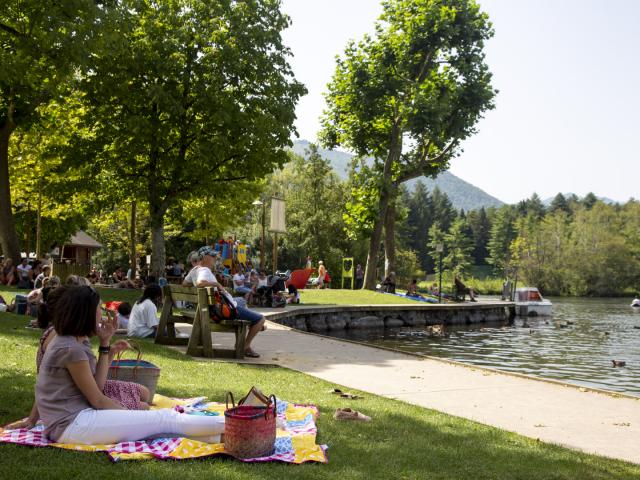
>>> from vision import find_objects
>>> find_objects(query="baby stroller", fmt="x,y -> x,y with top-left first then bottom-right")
255,271 -> 295,308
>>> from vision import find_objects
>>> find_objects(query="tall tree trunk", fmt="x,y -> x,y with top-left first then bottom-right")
363,217 -> 384,289
25,205 -> 31,259
363,122 -> 402,289
0,119 -> 20,263
150,203 -> 166,280
35,189 -> 42,258
384,196 -> 396,278
363,189 -> 390,290
129,201 -> 137,277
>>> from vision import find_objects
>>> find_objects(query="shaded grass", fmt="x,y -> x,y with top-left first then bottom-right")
0,312 -> 639,479
0,284 -> 141,305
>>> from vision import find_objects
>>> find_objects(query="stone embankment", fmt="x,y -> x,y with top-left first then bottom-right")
262,302 -> 513,333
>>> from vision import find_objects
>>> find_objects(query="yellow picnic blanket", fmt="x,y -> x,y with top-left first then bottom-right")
0,395 -> 328,464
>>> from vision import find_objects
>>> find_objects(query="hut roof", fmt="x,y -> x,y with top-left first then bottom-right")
66,230 -> 102,249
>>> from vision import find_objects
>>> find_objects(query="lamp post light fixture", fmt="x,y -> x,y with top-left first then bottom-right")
436,243 -> 444,304
252,199 -> 266,270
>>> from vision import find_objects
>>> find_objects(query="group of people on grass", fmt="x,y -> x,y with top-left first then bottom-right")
1,244 -> 272,445
0,256 -> 53,289
378,272 -> 478,302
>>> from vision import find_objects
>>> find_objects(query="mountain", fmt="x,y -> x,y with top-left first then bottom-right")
291,140 -> 504,212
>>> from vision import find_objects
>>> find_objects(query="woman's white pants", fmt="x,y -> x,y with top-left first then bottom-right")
58,408 -> 224,445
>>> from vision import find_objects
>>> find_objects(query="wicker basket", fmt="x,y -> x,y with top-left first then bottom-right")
108,347 -> 160,399
224,392 -> 276,459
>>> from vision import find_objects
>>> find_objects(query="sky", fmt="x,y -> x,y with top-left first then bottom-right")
280,0 -> 640,204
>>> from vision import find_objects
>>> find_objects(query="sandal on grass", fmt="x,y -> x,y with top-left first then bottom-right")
244,349 -> 260,358
339,393 -> 362,399
328,388 -> 362,399
334,408 -> 371,422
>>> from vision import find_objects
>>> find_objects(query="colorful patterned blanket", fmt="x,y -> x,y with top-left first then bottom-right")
0,395 -> 328,463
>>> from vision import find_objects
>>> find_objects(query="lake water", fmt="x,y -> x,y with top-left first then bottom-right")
326,297 -> 640,397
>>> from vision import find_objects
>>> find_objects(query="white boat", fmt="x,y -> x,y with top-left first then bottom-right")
631,298 -> 640,307
514,287 -> 553,316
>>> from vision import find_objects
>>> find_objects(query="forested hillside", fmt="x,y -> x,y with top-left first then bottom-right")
292,140 -> 504,211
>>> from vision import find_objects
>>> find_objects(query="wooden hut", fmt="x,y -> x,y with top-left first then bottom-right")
52,231 -> 102,278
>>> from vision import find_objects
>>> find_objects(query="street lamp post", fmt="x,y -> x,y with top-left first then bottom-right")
436,243 -> 444,304
252,200 -> 266,269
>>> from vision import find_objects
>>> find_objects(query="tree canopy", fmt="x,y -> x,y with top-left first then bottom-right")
321,0 -> 495,289
60,0 -> 306,275
0,0 -> 105,261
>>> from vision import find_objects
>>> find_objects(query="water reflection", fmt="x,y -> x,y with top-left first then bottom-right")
327,297 -> 640,396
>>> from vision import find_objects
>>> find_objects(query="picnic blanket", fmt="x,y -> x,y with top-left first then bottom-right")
379,291 -> 440,303
0,395 -> 328,464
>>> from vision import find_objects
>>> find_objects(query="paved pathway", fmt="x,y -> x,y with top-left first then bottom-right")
175,319 -> 640,464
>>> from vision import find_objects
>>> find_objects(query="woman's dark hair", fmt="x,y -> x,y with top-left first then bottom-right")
53,286 -> 101,337
117,302 -> 132,316
37,286 -> 65,329
138,283 -> 162,306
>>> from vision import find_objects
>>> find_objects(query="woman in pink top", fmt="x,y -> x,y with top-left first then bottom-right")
5,286 -> 150,431
32,285 -> 224,444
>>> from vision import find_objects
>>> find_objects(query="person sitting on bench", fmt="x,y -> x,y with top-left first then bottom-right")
193,246 -> 265,358
454,276 -> 477,302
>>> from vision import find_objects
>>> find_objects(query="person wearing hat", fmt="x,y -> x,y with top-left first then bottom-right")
192,246 -> 266,358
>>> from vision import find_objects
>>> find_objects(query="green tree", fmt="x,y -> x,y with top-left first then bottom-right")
467,207 -> 490,264
581,192 -> 598,210
65,0 -> 306,276
487,206 -> 517,277
0,0 -> 105,261
548,193 -> 571,215
267,147 -> 349,277
402,181 -> 434,271
443,217 -> 474,277
321,0 -> 495,289
510,214 -> 546,288
565,203 -> 638,295
428,223 -> 446,276
431,187 -> 457,232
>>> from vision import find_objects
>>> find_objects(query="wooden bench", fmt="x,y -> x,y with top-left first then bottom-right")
155,285 -> 249,359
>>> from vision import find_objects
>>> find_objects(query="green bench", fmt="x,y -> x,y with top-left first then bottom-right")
155,285 -> 249,359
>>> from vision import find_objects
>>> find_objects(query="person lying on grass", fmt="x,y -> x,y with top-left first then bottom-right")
7,285 -> 225,445
4,285 -> 152,431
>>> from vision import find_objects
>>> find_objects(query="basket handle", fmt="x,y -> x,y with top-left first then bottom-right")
267,394 -> 277,420
225,391 -> 236,410
111,344 -> 142,380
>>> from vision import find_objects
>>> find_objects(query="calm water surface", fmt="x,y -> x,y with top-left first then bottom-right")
328,297 -> 640,396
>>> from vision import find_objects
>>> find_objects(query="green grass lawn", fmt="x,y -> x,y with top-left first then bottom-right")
299,289 -> 421,305
1,286 -> 639,479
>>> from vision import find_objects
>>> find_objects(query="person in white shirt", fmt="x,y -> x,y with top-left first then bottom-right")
194,246 -> 265,358
17,258 -> 33,288
34,265 -> 51,289
232,267 -> 251,296
127,284 -> 162,338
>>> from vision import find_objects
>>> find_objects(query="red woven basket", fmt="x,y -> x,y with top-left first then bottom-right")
224,392 -> 276,459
